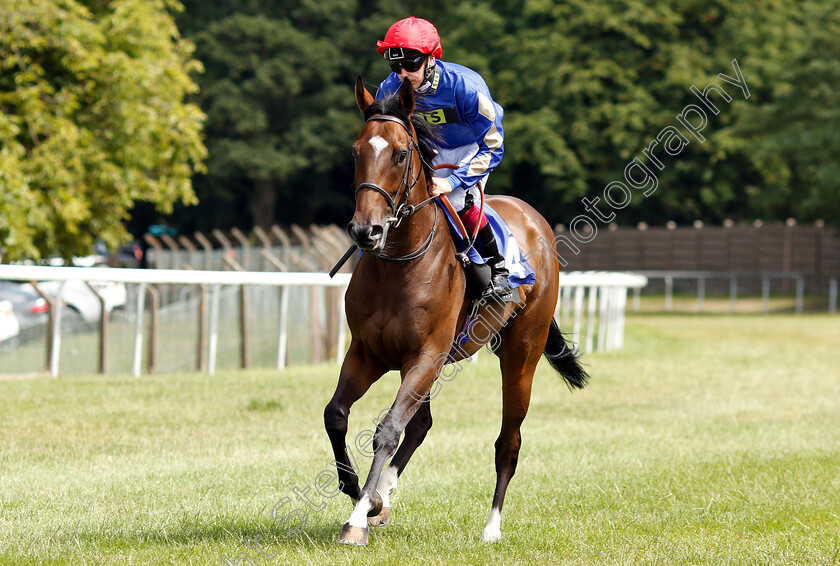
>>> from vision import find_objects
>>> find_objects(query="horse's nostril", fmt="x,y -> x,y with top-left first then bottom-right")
348,222 -> 384,249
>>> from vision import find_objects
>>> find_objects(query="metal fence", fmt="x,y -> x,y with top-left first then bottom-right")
554,220 -> 840,294
0,265 -> 349,378
0,263 -> 648,377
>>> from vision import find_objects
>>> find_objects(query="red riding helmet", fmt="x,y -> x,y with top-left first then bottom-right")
376,17 -> 443,59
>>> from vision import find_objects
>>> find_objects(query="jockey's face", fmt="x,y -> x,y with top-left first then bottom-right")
398,56 -> 434,90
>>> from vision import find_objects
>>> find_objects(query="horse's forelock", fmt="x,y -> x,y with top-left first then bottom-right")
362,93 -> 440,174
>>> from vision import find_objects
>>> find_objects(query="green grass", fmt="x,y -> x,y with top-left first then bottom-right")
1,314 -> 839,565
631,292 -> 833,314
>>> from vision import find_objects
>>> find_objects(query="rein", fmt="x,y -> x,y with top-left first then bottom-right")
353,114 -> 439,262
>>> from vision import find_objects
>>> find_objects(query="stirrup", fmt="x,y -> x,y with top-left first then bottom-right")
482,271 -> 514,300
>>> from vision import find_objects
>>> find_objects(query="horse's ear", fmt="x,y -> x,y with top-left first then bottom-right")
355,76 -> 375,114
399,77 -> 415,114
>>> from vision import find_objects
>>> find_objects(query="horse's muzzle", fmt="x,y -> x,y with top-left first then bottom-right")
348,222 -> 385,251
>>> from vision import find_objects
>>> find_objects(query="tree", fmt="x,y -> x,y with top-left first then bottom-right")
730,0 -> 840,225
173,0 -> 466,231
175,1 -> 352,230
444,0 -> 826,227
161,0 -> 835,233
0,0 -> 206,261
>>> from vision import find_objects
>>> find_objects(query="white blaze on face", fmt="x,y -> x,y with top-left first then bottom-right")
368,135 -> 389,159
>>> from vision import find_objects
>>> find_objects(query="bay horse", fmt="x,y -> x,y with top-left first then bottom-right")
324,77 -> 588,545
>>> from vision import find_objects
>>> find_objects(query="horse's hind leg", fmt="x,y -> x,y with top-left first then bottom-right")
368,395 -> 433,527
482,322 -> 547,542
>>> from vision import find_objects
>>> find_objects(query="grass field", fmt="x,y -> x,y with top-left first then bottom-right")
1,313 -> 839,565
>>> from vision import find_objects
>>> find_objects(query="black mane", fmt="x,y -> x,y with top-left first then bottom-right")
363,93 -> 441,173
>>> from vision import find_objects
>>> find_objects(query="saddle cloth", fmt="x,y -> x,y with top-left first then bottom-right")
436,199 -> 537,289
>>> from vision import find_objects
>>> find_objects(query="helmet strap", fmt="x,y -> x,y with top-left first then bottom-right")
416,58 -> 436,94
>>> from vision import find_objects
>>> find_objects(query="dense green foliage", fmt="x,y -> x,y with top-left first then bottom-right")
0,0 -> 206,260
1,0 -> 836,257
172,0 -> 837,232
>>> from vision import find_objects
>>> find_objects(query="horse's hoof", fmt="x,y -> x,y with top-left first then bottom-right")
366,491 -> 384,518
367,507 -> 391,527
338,522 -> 369,546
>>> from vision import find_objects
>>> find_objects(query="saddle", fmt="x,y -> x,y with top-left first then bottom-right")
435,196 -> 537,301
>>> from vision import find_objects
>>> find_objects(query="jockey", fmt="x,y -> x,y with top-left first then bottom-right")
375,17 -> 513,299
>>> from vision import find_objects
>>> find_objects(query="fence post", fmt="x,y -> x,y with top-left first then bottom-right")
160,234 -> 181,271
146,285 -> 159,374
762,277 -> 770,314
253,226 -> 274,271
198,285 -> 208,372
231,228 -> 251,270
562,286 -> 572,324
222,256 -> 250,370
336,285 -> 348,364
830,278 -> 838,314
271,225 -> 292,265
29,281 -> 56,374
178,235 -> 198,269
597,286 -> 609,352
572,286 -> 585,348
664,275 -> 673,312
133,282 -> 147,378
194,232 -> 214,271
277,286 -> 290,370
729,275 -> 737,313
85,282 -> 108,374
607,287 -> 620,351
240,285 -> 250,369
585,286 -> 598,353
795,276 -> 804,314
49,282 -> 65,378
143,234 -> 163,269
615,288 -> 628,350
213,230 -> 235,272
208,284 -> 221,375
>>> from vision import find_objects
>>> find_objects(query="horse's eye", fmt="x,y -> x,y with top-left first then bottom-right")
396,150 -> 408,165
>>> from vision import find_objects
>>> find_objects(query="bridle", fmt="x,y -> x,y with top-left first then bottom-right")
354,114 -> 438,262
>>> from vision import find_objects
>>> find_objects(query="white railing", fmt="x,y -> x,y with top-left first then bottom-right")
0,265 -> 351,377
556,271 -> 649,353
0,266 -> 646,377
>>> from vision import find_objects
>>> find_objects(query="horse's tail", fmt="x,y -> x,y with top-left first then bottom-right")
543,319 -> 589,389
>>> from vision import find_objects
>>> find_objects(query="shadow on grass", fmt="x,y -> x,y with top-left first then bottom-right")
67,514 -> 412,554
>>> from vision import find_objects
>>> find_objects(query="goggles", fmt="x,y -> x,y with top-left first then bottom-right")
388,54 -> 427,74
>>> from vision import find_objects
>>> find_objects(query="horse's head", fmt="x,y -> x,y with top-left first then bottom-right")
348,77 -> 426,253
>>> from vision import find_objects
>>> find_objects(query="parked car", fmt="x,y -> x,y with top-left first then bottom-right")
0,282 -> 82,342
0,281 -> 49,332
115,242 -> 143,268
0,299 -> 21,346
22,280 -> 127,324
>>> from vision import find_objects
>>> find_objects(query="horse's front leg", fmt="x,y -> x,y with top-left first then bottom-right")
367,394 -> 433,527
324,340 -> 386,501
338,358 -> 438,545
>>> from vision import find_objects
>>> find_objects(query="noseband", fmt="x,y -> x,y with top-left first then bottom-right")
354,114 -> 438,261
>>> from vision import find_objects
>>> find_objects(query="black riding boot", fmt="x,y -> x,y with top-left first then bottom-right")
476,223 -> 514,300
